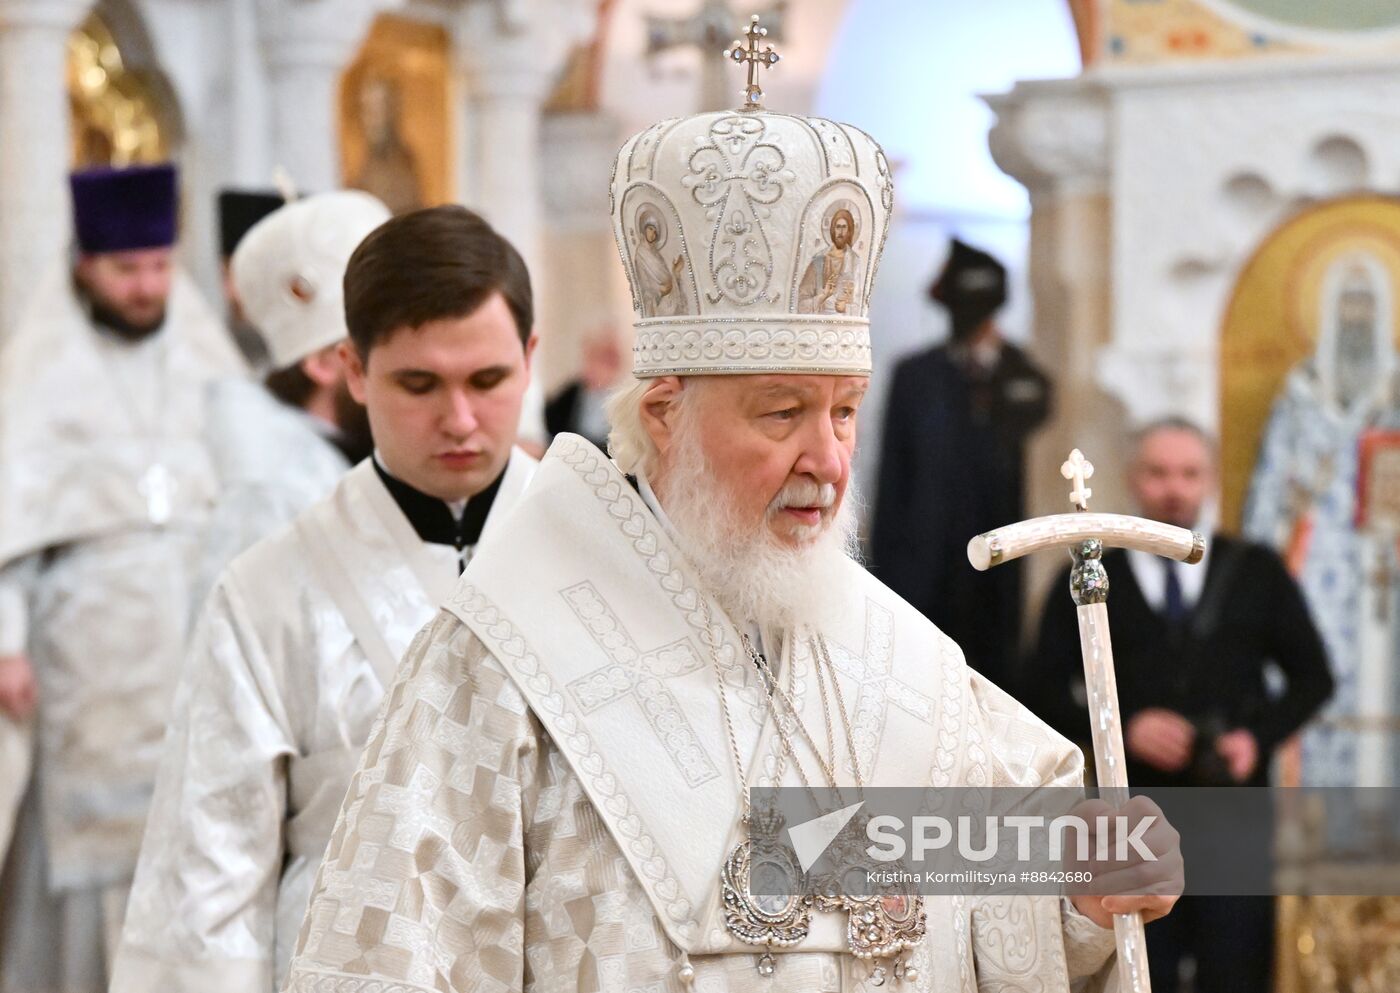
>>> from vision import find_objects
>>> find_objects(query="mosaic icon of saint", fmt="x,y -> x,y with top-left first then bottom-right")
797,206 -> 862,315
351,76 -> 424,216
633,207 -> 688,318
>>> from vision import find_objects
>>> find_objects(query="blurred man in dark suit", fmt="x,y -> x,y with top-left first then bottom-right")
1026,417 -> 1334,993
871,239 -> 1051,686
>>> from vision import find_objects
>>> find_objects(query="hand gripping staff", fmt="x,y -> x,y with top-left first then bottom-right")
966,449 -> 1204,993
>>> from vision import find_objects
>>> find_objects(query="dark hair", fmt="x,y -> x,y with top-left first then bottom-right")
263,361 -> 317,409
343,204 -> 533,354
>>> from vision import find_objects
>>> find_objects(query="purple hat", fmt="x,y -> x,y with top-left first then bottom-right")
70,163 -> 179,254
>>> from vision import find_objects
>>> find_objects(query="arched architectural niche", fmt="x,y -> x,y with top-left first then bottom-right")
1218,195 -> 1400,531
69,1 -> 183,167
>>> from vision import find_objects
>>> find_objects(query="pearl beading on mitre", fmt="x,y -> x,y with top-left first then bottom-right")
632,319 -> 873,377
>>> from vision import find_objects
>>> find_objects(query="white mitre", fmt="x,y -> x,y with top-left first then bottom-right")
610,22 -> 893,379
232,190 -> 391,370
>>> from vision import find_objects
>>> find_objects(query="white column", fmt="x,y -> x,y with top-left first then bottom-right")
464,67 -> 552,275
455,0 -> 596,275
228,0 -> 272,185
0,0 -> 94,335
539,110 -> 623,393
985,81 -> 1116,615
258,0 -> 377,193
454,0 -> 596,446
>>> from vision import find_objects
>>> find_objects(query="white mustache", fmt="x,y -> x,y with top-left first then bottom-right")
770,480 -> 837,512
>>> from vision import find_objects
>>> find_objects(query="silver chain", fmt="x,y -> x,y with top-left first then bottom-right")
704,612 -> 865,827
96,329 -> 171,442
704,607 -> 789,824
743,631 -> 865,805
815,634 -> 865,789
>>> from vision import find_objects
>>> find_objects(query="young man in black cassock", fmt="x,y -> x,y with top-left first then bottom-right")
1026,418 -> 1334,993
871,239 -> 1051,687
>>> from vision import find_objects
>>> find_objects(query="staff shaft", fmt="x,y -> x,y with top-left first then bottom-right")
1077,600 -> 1151,993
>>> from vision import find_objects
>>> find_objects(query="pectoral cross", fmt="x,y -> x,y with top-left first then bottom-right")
139,463 -> 175,525
727,14 -> 781,109
1061,448 -> 1094,511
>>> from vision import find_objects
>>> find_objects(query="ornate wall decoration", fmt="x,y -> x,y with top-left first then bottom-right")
67,13 -> 170,168
338,14 -> 451,215
1219,196 -> 1400,530
1073,0 -> 1400,66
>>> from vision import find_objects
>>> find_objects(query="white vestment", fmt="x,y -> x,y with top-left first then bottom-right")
0,268 -> 243,993
112,452 -> 535,993
191,377 -> 351,622
283,435 -> 1117,993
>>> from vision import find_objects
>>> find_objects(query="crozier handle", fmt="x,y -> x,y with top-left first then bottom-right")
967,513 -> 1203,572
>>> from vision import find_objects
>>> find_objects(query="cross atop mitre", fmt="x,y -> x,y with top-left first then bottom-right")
727,14 -> 780,109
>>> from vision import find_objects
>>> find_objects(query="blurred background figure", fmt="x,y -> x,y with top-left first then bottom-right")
544,325 -> 625,451
216,189 -> 285,371
870,238 -> 1051,686
191,189 -> 391,619
350,76 -> 424,216
1025,418 -> 1333,993
0,162 -> 244,993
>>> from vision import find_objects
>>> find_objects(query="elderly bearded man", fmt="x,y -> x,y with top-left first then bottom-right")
283,44 -> 1178,993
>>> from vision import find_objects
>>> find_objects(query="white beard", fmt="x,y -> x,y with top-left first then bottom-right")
657,417 -> 860,636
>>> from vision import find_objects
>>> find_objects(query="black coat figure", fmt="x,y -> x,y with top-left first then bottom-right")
544,334 -> 624,453
1025,534 -> 1332,787
870,241 -> 1050,687
1025,534 -> 1333,993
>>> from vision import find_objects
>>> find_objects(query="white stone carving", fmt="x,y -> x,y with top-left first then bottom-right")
989,56 -> 1400,433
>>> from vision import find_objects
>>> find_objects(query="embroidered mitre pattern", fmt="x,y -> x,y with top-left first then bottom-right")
611,110 -> 894,378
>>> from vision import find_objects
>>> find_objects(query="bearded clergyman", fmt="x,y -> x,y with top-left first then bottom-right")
0,164 -> 245,993
282,31 -> 1178,993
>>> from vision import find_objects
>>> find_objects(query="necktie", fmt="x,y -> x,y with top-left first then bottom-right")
1162,557 -> 1187,624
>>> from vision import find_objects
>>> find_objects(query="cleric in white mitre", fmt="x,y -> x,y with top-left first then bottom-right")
189,190 -> 392,620
0,164 -> 245,993
110,206 -> 538,993
282,69 -> 1177,993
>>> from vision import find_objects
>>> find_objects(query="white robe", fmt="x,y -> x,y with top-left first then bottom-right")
0,268 -> 241,868
283,435 -> 1118,993
111,452 -> 536,993
191,377 -> 351,624
0,267 -> 244,993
